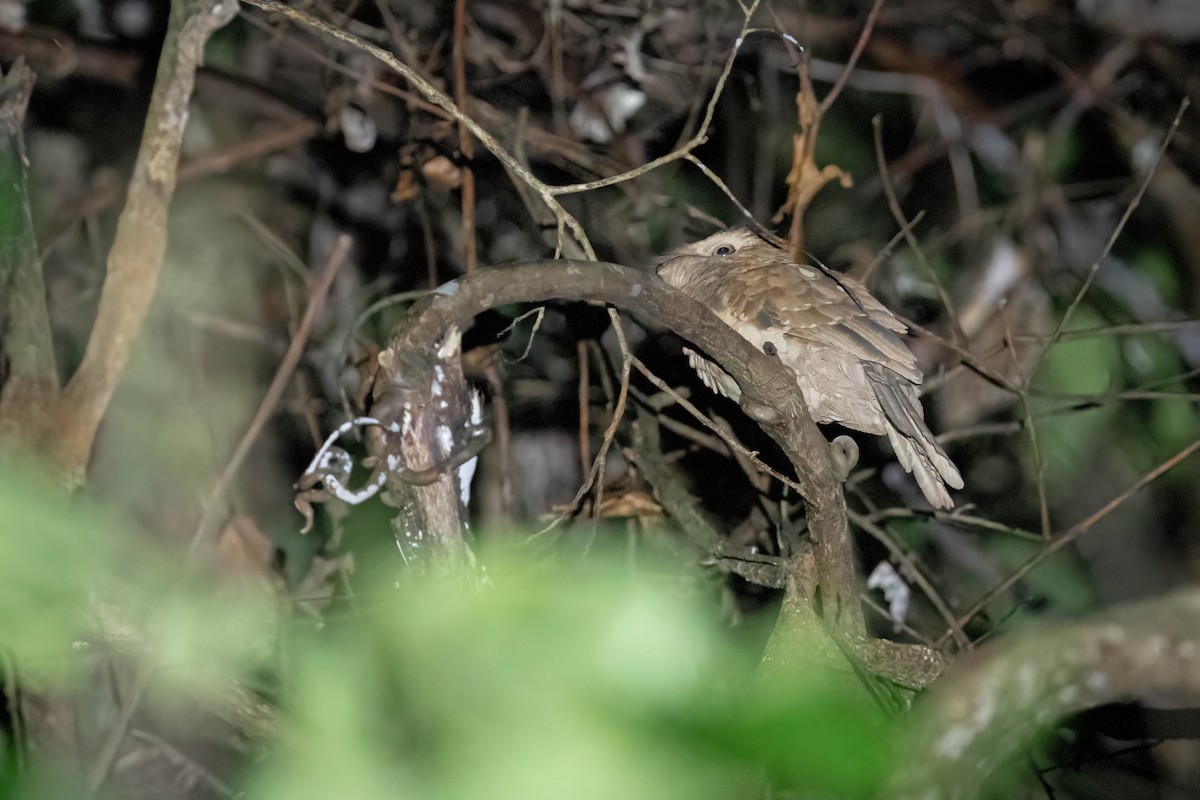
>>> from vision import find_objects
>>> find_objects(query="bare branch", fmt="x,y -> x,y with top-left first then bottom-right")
893,587 -> 1200,798
53,0 -> 238,484
372,262 -> 864,633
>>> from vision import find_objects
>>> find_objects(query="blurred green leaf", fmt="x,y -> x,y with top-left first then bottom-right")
1133,248 -> 1179,306
1034,308 -> 1122,486
0,458 -> 120,664
1150,399 -> 1198,458
0,454 -> 278,688
248,550 -> 889,800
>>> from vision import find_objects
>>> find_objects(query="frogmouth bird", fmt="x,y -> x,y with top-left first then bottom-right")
655,227 -> 963,509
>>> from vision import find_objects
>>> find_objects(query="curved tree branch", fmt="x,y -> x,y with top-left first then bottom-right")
889,587 -> 1200,799
372,260 -> 864,633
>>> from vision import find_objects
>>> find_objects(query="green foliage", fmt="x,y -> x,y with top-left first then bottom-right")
251,551 -> 891,799
1134,248 -> 1180,305
0,457 -> 277,684
989,538 -> 1096,620
0,459 -> 122,664
1032,308 -> 1122,487
0,477 -> 890,799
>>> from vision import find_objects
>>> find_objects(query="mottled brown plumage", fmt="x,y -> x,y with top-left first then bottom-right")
656,227 -> 963,508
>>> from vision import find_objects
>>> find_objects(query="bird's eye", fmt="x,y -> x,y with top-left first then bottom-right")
713,244 -> 735,257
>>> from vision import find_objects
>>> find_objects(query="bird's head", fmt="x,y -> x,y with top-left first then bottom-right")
668,227 -> 763,258
654,227 -> 780,289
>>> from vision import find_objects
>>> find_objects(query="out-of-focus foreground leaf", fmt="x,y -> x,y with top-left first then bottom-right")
0,459 -> 121,663
0,474 -> 889,799
248,550 -> 890,800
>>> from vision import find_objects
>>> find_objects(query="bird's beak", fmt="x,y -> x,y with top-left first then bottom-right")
649,254 -> 673,274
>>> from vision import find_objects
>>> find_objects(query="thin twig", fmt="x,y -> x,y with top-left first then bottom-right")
631,357 -> 805,494
941,435 -> 1200,645
535,327 -> 632,536
242,0 -> 595,258
545,1 -> 765,197
591,312 -> 634,522
860,210 -> 925,284
128,729 -> 233,797
999,301 -> 1051,541
867,507 -> 1043,542
848,509 -> 970,650
871,115 -> 966,343
1012,319 -> 1200,343
177,117 -> 319,182
902,316 -> 1019,394
189,234 -> 353,554
452,0 -> 477,275
684,153 -> 757,223
1029,98 -> 1190,380
653,411 -> 732,456
87,662 -> 152,793
713,415 -> 770,495
817,0 -> 885,115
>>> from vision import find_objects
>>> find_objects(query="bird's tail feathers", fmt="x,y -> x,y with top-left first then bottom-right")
884,425 -> 956,509
866,363 -> 963,509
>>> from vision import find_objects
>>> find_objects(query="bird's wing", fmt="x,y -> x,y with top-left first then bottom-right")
721,261 -> 923,384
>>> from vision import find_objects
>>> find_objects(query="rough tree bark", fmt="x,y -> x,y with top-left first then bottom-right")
888,586 -> 1200,799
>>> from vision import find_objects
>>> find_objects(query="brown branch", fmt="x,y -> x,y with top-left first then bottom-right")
373,261 -> 864,634
817,0 -> 885,115
892,587 -> 1200,798
630,409 -> 723,555
382,325 -> 479,572
580,330 -> 631,529
177,116 -> 320,182
48,0 -> 237,484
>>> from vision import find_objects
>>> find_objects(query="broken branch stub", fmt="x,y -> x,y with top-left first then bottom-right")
371,324 -> 487,573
